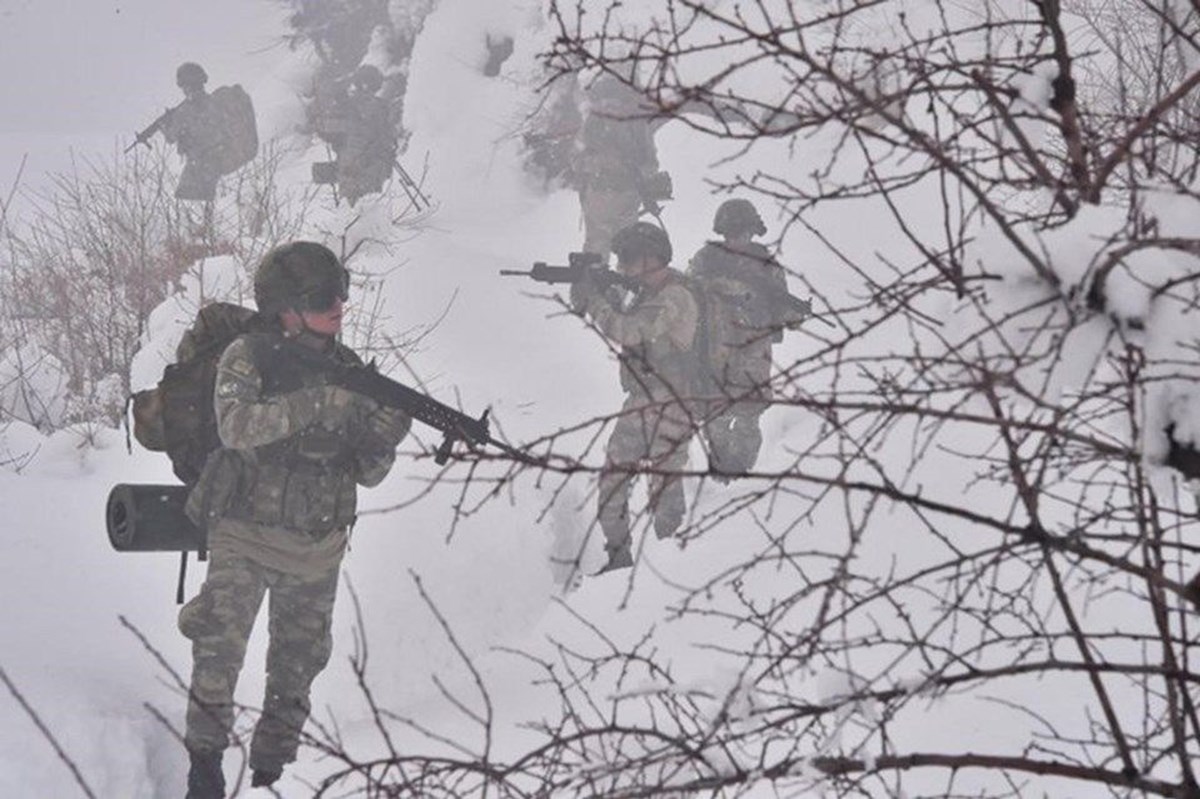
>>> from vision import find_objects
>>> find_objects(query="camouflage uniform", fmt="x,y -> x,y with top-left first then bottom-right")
574,86 -> 663,261
688,240 -> 789,475
161,93 -> 223,202
180,330 -> 408,773
336,90 -> 395,205
576,272 -> 700,557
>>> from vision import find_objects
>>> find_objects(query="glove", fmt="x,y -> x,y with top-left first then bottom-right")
349,403 -> 411,456
364,405 -> 411,449
287,384 -> 366,431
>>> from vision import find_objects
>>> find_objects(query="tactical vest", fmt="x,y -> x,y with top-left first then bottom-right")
618,273 -> 710,401
190,332 -> 364,535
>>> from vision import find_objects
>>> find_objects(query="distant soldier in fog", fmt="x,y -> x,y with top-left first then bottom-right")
311,64 -> 398,205
289,0 -> 387,72
571,222 -> 700,572
688,199 -> 793,478
522,71 -> 584,191
130,62 -> 258,203
573,75 -> 672,262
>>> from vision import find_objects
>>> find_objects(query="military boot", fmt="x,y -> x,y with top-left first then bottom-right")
184,748 -> 224,799
251,768 -> 283,788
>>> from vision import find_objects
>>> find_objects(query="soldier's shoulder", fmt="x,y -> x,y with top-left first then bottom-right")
689,241 -> 735,273
663,273 -> 703,305
222,331 -> 282,368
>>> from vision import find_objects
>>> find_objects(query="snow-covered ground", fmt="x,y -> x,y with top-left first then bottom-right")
2,1 -> 1198,798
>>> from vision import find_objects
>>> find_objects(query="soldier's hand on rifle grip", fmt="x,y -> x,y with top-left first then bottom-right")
569,271 -> 597,314
288,384 -> 361,430
365,406 -> 411,449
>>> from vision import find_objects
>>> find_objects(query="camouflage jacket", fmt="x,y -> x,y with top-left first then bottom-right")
581,271 -> 701,401
187,330 -> 405,548
575,113 -> 659,192
688,240 -> 790,350
161,94 -> 216,159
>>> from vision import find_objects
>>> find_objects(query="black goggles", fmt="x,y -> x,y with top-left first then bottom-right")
298,271 -> 350,312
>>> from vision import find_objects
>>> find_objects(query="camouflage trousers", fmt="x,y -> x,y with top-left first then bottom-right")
704,349 -> 772,475
179,546 -> 339,770
598,395 -> 695,553
580,185 -> 642,261
703,403 -> 767,475
175,157 -> 219,202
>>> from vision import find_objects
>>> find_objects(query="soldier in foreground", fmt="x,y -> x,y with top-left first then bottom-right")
571,222 -> 700,572
687,199 -> 791,478
179,242 -> 410,798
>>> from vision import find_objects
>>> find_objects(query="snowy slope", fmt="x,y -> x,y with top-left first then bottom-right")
2,1 -> 1195,798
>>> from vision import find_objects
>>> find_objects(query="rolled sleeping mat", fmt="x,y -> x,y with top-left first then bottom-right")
106,483 -> 206,552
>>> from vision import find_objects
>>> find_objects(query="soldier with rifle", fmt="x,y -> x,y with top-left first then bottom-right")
687,199 -> 826,479
175,242 -> 412,798
571,222 -> 702,573
128,62 -> 257,203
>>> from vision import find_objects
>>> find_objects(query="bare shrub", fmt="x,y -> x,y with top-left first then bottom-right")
0,140 -> 314,428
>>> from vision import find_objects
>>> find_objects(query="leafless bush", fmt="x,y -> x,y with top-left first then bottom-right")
293,2 -> 1200,797
0,139 -> 314,429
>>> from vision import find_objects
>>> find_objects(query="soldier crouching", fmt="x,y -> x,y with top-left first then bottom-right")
179,242 -> 410,798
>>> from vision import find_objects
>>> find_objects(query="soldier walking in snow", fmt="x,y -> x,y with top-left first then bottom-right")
573,75 -> 673,262
130,62 -> 258,203
178,242 -> 410,798
687,199 -> 793,478
571,222 -> 701,572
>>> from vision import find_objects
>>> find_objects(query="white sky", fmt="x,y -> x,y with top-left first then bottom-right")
0,0 -> 287,198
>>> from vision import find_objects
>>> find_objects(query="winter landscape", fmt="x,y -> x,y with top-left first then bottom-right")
3,1 -> 1200,797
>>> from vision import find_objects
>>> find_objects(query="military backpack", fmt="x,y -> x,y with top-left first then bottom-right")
132,303 -> 269,483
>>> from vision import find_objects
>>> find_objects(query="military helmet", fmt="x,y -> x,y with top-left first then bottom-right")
176,62 -> 208,90
352,64 -> 384,94
713,199 -> 767,238
612,222 -> 672,265
254,241 -> 349,315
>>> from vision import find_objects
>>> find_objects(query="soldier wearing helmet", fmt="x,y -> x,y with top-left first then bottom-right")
571,222 -> 701,572
687,199 -> 791,479
179,242 -> 410,798
573,74 -> 673,261
176,62 -> 209,97
133,61 -> 258,204
156,62 -> 223,201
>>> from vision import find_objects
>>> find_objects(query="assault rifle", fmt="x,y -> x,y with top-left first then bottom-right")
125,105 -> 178,153
269,335 -> 529,466
774,292 -> 835,328
499,251 -> 638,292
107,337 -> 536,564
